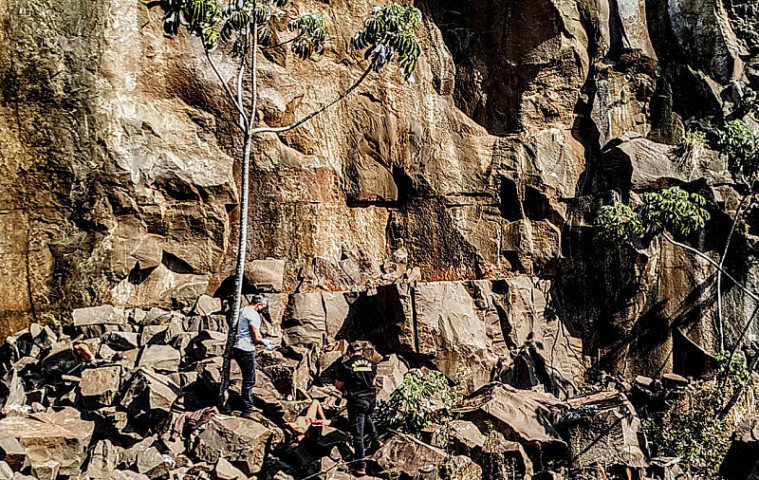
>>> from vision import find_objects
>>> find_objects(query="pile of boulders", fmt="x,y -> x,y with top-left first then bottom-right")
0,289 -> 744,480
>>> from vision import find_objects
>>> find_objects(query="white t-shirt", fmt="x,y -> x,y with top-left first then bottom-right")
234,306 -> 262,352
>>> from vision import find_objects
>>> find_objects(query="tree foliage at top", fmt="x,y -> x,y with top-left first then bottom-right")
720,120 -> 759,179
351,2 -> 423,80
157,0 -> 327,59
594,187 -> 710,248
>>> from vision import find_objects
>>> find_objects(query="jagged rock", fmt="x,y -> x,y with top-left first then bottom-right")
215,458 -> 246,480
721,416 -> 759,480
245,259 -> 286,293
73,306 -> 127,331
455,383 -> 566,457
0,437 -> 25,471
375,434 -> 481,480
86,440 -> 121,479
135,446 -> 172,478
40,338 -> 79,378
195,414 -> 283,475
191,295 -> 222,316
282,293 -> 327,347
649,457 -> 686,480
375,354 -> 408,403
389,282 -> 497,389
560,392 -> 649,469
661,373 -> 689,388
80,366 -> 122,408
104,332 -> 140,351
2,369 -> 26,408
120,369 -> 179,423
189,330 -> 227,360
137,345 -> 181,372
0,408 -> 94,476
31,460 -> 60,480
139,326 -> 168,346
0,462 -> 11,480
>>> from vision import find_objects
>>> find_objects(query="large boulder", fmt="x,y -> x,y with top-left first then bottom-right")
119,369 -> 180,423
559,392 -> 649,469
455,383 -> 567,460
80,366 -> 122,408
244,259 -> 286,293
0,408 -> 94,476
721,416 -> 759,480
375,434 -> 481,480
195,414 -> 284,475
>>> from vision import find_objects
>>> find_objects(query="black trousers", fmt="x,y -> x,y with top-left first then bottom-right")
348,393 -> 379,471
232,348 -> 256,413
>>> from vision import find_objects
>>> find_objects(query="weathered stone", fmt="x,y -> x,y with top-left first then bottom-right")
80,366 -> 122,408
135,446 -> 171,478
455,383 -> 566,456
195,414 -> 284,475
137,345 -> 181,372
0,461 -> 11,480
104,332 -> 140,351
190,330 -> 227,360
661,373 -> 689,388
282,293 -> 327,347
191,295 -> 222,316
0,437 -> 25,471
31,460 -> 60,480
560,392 -> 649,469
86,440 -> 121,479
73,306 -> 127,329
139,325 -> 168,347
375,434 -> 481,480
215,458 -> 246,480
721,416 -> 759,480
244,259 -> 286,293
120,369 -> 180,422
0,408 -> 94,476
375,354 -> 408,403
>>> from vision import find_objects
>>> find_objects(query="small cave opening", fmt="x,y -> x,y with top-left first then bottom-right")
499,177 -> 523,221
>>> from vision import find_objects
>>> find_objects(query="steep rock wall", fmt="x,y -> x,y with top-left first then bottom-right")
1,0 -> 758,379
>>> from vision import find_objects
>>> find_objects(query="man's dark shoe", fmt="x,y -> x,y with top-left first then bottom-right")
349,468 -> 366,477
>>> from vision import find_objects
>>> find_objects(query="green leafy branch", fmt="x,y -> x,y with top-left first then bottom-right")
351,2 -> 423,80
377,370 -> 454,433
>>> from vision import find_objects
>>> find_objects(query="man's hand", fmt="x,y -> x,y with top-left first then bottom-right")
261,339 -> 276,351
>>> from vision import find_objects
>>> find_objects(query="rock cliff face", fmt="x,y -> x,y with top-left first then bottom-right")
1,0 -> 758,379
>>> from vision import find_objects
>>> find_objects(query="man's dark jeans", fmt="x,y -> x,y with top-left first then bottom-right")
348,393 -> 379,471
232,347 -> 256,414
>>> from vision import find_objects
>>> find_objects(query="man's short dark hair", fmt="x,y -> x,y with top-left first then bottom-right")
251,294 -> 268,306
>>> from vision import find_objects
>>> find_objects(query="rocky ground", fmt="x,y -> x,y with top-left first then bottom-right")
2,0 -> 759,478
0,279 -> 757,480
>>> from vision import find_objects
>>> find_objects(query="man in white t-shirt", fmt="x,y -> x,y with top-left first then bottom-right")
233,294 -> 275,418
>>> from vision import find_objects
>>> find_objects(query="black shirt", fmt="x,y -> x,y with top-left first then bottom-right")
336,355 -> 377,397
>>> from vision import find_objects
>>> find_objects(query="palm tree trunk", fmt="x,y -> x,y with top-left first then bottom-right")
218,17 -> 259,408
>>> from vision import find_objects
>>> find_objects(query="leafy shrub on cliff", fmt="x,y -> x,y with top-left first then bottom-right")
594,186 -> 710,246
376,369 -> 455,433
720,119 -> 759,179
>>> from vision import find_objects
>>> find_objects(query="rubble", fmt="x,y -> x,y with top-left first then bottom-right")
0,295 -> 658,479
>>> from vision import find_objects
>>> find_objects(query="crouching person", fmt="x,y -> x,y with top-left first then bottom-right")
336,342 -> 382,477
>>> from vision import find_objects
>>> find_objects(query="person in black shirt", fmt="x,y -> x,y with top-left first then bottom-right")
335,342 -> 382,476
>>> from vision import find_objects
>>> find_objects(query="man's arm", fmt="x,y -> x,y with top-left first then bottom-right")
249,324 -> 265,344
